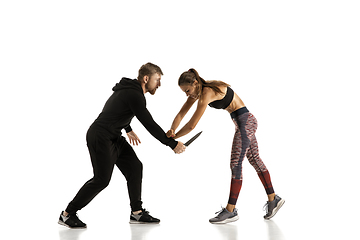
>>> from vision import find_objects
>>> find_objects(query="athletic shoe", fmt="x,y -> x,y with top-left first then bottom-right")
129,209 -> 160,224
209,208 -> 239,224
58,211 -> 87,229
263,195 -> 285,220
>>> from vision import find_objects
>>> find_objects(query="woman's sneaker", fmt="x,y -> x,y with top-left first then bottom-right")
263,195 -> 285,220
130,209 -> 160,224
209,208 -> 239,224
58,211 -> 87,229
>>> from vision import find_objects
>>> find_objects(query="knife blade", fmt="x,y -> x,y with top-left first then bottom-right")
184,131 -> 202,147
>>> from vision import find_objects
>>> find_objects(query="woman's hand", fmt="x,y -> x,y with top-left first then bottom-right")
166,129 -> 175,138
127,131 -> 141,146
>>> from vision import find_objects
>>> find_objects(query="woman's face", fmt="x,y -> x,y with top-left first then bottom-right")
180,80 -> 200,99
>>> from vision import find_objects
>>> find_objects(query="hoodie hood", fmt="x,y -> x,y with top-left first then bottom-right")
112,77 -> 143,93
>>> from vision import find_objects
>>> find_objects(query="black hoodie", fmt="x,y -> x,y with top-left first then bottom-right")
92,77 -> 177,150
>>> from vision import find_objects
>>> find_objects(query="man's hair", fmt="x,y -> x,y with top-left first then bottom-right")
137,62 -> 163,81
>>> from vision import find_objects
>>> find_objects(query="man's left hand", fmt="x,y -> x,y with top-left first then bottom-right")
127,131 -> 141,146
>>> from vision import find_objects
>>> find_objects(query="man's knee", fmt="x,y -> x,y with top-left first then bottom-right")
132,160 -> 143,178
92,177 -> 111,190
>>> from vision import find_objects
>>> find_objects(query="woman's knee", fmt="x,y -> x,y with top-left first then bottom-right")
231,164 -> 242,179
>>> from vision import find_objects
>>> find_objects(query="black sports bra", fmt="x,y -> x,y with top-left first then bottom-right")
208,87 -> 234,109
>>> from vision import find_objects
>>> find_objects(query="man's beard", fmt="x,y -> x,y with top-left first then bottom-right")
145,82 -> 157,95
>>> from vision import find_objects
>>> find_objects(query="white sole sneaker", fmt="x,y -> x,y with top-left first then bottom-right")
129,220 -> 160,224
210,215 -> 239,224
265,198 -> 285,220
209,208 -> 239,224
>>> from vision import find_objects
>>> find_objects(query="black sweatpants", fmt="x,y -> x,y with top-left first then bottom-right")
65,125 -> 143,214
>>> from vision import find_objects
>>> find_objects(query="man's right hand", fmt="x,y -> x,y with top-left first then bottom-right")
173,141 -> 186,154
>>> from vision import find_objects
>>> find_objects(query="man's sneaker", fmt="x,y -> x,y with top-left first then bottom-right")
58,211 -> 87,229
209,208 -> 239,224
263,195 -> 285,220
130,209 -> 160,224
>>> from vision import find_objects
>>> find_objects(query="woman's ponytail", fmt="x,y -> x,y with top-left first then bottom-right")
189,68 -> 207,87
178,68 -> 229,97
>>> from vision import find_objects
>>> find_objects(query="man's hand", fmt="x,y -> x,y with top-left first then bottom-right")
173,141 -> 186,154
166,129 -> 175,138
127,131 -> 141,146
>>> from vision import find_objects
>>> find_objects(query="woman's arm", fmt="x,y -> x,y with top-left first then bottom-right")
173,91 -> 213,139
168,97 -> 197,137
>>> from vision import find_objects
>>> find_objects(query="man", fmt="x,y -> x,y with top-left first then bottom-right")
58,63 -> 186,228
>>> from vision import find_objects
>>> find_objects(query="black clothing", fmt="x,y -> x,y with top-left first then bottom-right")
230,106 -> 249,118
65,78 -> 177,214
66,131 -> 143,213
208,87 -> 234,109
93,78 -> 177,149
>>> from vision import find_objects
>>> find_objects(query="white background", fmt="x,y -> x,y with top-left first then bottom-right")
1,0 -> 359,239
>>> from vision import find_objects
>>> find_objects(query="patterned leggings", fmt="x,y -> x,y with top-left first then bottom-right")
228,108 -> 274,205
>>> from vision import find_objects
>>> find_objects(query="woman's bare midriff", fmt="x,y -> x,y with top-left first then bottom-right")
226,91 -> 246,114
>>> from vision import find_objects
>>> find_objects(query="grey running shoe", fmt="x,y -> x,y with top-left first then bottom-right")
263,195 -> 285,220
209,208 -> 239,224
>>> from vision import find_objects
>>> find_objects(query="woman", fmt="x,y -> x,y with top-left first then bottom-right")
167,69 -> 285,224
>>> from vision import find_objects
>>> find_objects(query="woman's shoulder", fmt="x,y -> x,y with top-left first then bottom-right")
204,85 -> 228,95
202,86 -> 218,98
201,86 -> 226,104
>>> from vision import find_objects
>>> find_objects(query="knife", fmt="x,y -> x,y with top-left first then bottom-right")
184,131 -> 203,147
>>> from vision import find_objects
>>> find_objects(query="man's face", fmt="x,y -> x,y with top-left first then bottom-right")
145,73 -> 161,95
